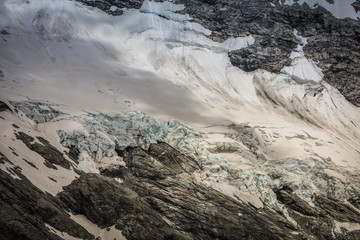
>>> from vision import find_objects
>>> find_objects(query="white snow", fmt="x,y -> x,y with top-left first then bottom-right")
0,111 -> 78,195
283,0 -> 360,19
281,29 -> 323,84
223,36 -> 255,52
334,220 -> 360,233
69,213 -> 127,240
0,0 -> 360,216
109,6 -> 118,12
46,224 -> 83,240
140,0 -> 191,21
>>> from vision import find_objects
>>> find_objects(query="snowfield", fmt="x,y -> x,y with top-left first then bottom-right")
1,0 -> 360,239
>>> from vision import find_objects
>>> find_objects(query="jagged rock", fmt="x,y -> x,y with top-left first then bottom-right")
275,186 -> 318,216
0,101 -> 11,112
353,0 -> 360,12
75,0 -> 143,15
0,29 -> 10,35
59,173 -> 191,240
116,143 -> 200,180
275,186 -> 360,239
349,196 -> 360,210
169,0 -> 360,106
148,142 -> 201,173
0,152 -> 13,165
336,230 -> 360,240
0,168 -> 94,240
64,143 -> 305,240
64,145 -> 80,164
15,131 -> 72,169
315,195 -> 360,223
229,44 -> 292,73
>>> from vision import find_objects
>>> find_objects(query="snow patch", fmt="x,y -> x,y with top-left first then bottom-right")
281,29 -> 323,84
45,224 -> 82,240
140,0 -> 191,21
283,0 -> 360,19
224,36 -> 255,52
109,6 -> 117,12
69,213 -> 127,240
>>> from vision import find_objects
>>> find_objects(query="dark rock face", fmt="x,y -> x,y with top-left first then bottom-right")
0,101 -> 11,112
275,4 -> 360,106
73,0 -> 360,106
75,0 -> 143,15
0,29 -> 10,35
353,0 -> 360,12
15,131 -> 72,169
0,167 -> 94,240
3,133 -> 360,239
174,0 -> 298,74
349,196 -> 360,209
276,186 -> 360,239
62,143 -> 305,240
229,44 -> 292,73
275,186 -> 318,217
59,173 -> 191,240
172,0 -> 360,106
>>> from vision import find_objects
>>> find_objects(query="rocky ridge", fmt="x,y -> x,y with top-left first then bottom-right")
0,101 -> 360,239
0,0 -> 360,239
75,0 -> 360,106
0,156 -> 93,240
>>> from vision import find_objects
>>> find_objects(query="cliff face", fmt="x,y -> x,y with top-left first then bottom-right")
1,0 -> 360,239
76,0 -> 360,106
1,101 -> 360,239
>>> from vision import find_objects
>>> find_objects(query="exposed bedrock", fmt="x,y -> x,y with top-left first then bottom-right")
58,142 -> 360,240
0,165 -> 93,240
75,0 -> 143,15
275,186 -> 360,239
15,131 -> 72,169
174,0 -> 360,106
76,0 -> 360,106
60,143 -> 304,240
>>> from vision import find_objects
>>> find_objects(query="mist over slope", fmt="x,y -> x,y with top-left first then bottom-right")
0,0 -> 360,239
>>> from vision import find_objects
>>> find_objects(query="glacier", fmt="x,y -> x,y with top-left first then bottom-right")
0,0 -> 360,239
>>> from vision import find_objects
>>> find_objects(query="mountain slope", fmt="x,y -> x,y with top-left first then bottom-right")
0,0 -> 360,239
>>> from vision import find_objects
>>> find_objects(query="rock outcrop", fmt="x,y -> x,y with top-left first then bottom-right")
0,164 -> 93,240
76,0 -> 360,106
60,143 -> 305,240
15,131 -> 72,169
173,0 -> 360,106
275,186 -> 360,239
75,0 -> 143,15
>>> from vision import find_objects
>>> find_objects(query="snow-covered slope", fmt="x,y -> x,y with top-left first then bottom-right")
1,0 -> 360,239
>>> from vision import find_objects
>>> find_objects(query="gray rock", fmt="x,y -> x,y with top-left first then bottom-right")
171,0 -> 360,105
0,167 -> 94,240
15,131 -> 72,169
75,0 -> 143,16
275,186 -> 360,239
352,0 -> 360,12
59,173 -> 191,240
0,101 -> 11,112
0,29 -> 10,35
62,143 -> 306,240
